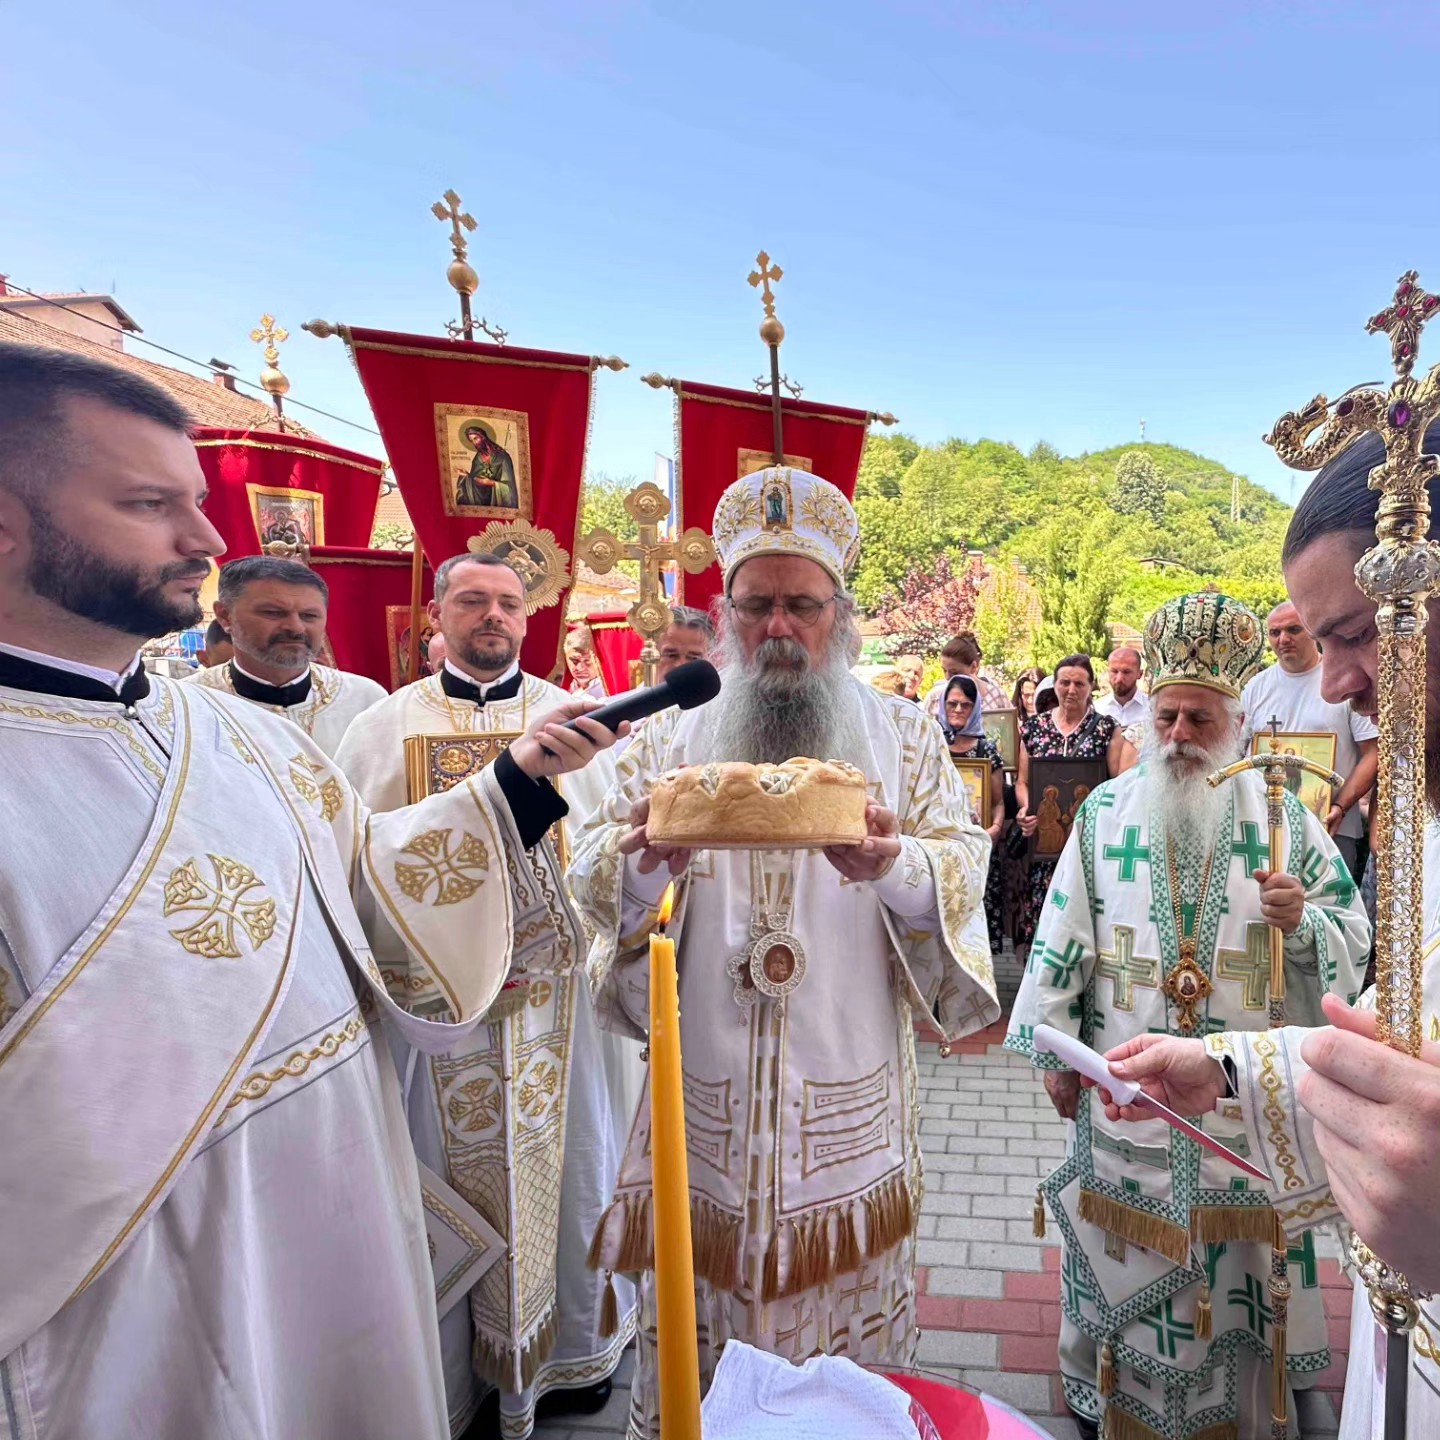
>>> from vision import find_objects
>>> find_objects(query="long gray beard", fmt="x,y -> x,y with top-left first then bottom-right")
701,621 -> 868,767
1141,726 -> 1241,848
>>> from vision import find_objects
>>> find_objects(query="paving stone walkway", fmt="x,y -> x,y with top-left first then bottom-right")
535,951 -> 1350,1439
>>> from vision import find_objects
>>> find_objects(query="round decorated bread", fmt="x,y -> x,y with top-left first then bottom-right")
647,758 -> 868,849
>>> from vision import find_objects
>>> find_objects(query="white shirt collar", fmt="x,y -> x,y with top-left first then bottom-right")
445,657 -> 521,696
231,657 -> 312,689
0,640 -> 142,693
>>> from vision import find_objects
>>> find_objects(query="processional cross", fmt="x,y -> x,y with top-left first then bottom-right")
1262,268 -> 1440,1440
576,483 -> 716,685
431,188 -> 507,344
249,313 -> 290,428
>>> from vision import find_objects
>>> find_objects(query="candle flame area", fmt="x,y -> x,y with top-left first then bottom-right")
657,883 -> 676,929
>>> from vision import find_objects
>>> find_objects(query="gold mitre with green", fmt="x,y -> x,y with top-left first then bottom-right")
711,467 -> 860,589
1142,591 -> 1265,699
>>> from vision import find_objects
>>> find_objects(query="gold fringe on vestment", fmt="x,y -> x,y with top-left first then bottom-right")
1078,1189 -> 1190,1268
1101,1403 -> 1237,1440
1188,1203 -> 1277,1247
472,1307 -> 558,1392
587,1191 -> 741,1292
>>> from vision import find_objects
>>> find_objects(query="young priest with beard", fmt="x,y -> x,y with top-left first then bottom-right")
335,550 -> 638,1440
1003,593 -> 1370,1440
569,467 -> 1000,1438
0,345 -> 618,1439
191,553 -> 385,757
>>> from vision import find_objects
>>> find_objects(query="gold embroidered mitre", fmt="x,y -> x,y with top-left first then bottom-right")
1143,591 -> 1265,700
711,467 -> 859,588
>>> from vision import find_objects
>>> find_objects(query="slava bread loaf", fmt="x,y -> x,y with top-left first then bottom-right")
647,758 -> 868,849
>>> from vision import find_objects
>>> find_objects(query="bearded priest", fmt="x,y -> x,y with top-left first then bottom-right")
189,553 -> 385,755
0,345 -> 621,1439
1003,592 -> 1371,1440
335,551 -> 637,1440
568,467 -> 999,1438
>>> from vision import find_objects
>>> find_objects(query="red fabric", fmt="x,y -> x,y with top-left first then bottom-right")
672,379 -> 871,615
581,612 -> 645,694
344,327 -> 594,683
308,546 -> 434,692
193,427 -> 385,559
883,1374 -> 988,1440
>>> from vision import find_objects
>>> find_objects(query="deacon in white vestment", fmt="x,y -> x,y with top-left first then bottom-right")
0,346 -> 620,1440
337,551 -> 637,1439
1004,594 -> 1370,1440
569,468 -> 999,1439
191,553 -> 385,755
1093,423 -> 1440,1440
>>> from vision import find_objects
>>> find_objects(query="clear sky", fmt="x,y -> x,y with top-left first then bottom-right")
4,1 -> 1437,501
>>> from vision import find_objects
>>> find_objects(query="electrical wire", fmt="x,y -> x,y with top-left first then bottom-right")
0,279 -> 382,438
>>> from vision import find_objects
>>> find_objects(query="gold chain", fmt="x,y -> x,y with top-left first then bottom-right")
1165,831 -> 1216,959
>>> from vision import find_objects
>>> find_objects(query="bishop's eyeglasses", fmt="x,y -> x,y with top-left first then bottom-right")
728,595 -> 837,627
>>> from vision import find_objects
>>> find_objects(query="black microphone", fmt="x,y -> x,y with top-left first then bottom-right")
559,659 -> 721,735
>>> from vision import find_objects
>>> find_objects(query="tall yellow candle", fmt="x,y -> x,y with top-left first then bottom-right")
649,884 -> 702,1440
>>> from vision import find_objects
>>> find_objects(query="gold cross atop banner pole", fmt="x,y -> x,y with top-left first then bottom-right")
577,483 -> 716,685
1265,268 -> 1440,1440
432,188 -> 507,344
748,250 -> 794,464
250,313 -> 290,427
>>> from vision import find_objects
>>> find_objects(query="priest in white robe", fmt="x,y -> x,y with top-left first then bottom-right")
1090,424 -> 1440,1440
336,550 -> 638,1439
190,553 -> 385,755
0,344 -> 620,1440
568,467 -> 999,1439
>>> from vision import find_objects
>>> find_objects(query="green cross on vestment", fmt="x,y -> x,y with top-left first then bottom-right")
1040,938 -> 1086,987
1053,891 -> 1069,910
1095,924 -> 1160,1012
1228,1272 -> 1273,1340
1320,855 -> 1358,907
1103,826 -> 1152,882
1202,1242 -> 1228,1288
1302,848 -> 1326,889
1139,1296 -> 1196,1358
1231,822 -> 1270,878
1216,923 -> 1271,1010
1063,1246 -> 1095,1310
1288,1230 -> 1319,1289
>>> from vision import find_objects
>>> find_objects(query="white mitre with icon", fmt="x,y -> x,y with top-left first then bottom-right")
710,466 -> 860,586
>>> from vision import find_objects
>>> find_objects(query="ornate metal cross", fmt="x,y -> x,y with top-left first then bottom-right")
249,313 -> 290,424
576,481 -> 716,685
748,250 -> 794,463
431,188 -> 506,343
747,250 -> 784,320
431,188 -> 477,255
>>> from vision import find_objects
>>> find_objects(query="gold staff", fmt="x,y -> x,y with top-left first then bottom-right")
1206,717 -> 1345,1440
1264,268 -> 1440,1440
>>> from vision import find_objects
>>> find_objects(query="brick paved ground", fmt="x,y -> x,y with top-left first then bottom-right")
535,948 -> 1350,1439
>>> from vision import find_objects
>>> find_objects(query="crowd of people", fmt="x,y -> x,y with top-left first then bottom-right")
2,340 -> 1438,1440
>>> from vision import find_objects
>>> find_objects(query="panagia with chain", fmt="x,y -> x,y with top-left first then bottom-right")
568,468 -> 998,1439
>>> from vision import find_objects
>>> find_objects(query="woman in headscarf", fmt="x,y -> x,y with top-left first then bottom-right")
941,675 -> 1006,952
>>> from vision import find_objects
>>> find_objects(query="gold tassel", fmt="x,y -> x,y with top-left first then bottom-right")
762,1229 -> 782,1303
1196,1278 -> 1213,1341
1078,1188 -> 1189,1267
1100,1340 -> 1117,1398
835,1207 -> 861,1273
600,1271 -> 619,1338
1189,1202 -> 1277,1246
1033,1188 -> 1047,1238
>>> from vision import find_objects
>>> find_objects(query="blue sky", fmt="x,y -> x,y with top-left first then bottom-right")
4,1 -> 1438,501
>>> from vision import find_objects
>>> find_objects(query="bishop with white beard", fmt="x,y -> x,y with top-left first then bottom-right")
189,554 -> 385,756
1004,593 -> 1371,1440
568,467 -> 999,1439
335,551 -> 637,1440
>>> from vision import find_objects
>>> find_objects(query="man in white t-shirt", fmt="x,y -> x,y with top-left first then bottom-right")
1239,599 -> 1378,880
1093,645 -> 1150,741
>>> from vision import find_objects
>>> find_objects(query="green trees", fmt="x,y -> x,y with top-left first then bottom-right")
1113,450 -> 1167,526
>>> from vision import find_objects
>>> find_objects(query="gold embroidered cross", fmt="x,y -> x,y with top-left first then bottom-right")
394,828 -> 490,905
1095,925 -> 1160,1012
447,1076 -> 503,1133
164,855 -> 277,959
1216,923 -> 1272,1010
518,1060 -> 560,1118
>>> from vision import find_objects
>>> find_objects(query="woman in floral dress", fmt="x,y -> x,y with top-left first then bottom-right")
1013,655 -> 1136,955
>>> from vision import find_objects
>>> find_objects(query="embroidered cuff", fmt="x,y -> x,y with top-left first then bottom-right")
1283,905 -> 1319,954
869,836 -> 937,919
493,749 -> 569,849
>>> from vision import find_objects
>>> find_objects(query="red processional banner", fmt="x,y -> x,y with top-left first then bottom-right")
668,380 -> 872,616
193,427 -> 386,560
340,326 -> 600,683
579,612 -> 645,695
308,546 -> 435,692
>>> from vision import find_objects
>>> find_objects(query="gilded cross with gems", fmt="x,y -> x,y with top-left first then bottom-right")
431,188 -> 506,344
1265,270 -> 1440,1391
249,313 -> 290,425
1208,716 -> 1343,1027
1094,924 -> 1159,1012
577,481 -> 716,685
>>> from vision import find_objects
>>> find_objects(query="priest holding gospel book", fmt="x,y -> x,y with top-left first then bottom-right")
569,466 -> 999,1438
0,345 -> 620,1440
